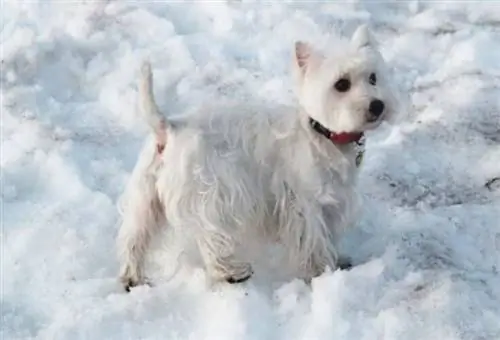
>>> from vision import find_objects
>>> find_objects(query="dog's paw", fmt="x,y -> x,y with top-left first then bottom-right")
337,256 -> 353,270
120,276 -> 152,292
119,264 -> 146,292
121,277 -> 140,292
119,269 -> 142,292
223,263 -> 253,284
226,271 -> 253,284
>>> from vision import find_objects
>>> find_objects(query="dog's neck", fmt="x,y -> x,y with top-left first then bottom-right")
306,117 -> 365,168
308,117 -> 364,145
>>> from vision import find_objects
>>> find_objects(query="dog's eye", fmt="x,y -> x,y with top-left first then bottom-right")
334,78 -> 351,92
369,73 -> 377,85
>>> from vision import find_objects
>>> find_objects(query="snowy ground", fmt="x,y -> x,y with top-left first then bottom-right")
2,1 -> 500,339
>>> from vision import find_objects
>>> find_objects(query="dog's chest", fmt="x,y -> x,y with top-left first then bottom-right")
277,143 -> 359,204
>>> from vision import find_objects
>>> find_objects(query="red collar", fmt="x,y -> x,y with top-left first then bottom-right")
309,118 -> 363,144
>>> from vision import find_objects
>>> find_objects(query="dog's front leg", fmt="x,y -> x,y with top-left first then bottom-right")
307,242 -> 339,279
305,215 -> 355,281
306,247 -> 352,283
197,232 -> 253,284
301,202 -> 350,281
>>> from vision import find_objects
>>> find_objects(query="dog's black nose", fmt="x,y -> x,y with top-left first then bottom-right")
369,99 -> 385,117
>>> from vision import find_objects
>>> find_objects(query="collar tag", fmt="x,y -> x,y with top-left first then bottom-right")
354,135 -> 366,168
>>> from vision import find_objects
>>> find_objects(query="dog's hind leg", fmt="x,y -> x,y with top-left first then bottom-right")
116,137 -> 166,291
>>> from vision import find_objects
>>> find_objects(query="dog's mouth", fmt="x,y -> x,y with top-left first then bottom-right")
366,111 -> 386,123
365,112 -> 386,128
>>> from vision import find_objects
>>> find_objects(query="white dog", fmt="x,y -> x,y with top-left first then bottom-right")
116,25 -> 400,291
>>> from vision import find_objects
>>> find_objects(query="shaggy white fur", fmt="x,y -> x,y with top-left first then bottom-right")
116,24 -> 401,291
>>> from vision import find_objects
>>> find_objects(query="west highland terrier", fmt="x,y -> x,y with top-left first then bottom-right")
116,24 -> 401,291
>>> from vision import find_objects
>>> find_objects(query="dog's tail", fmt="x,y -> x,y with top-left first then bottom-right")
139,61 -> 169,152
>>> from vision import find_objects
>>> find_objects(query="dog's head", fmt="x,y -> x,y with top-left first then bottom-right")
293,25 -> 400,134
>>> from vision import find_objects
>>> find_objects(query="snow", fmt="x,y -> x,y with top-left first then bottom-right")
2,1 -> 500,339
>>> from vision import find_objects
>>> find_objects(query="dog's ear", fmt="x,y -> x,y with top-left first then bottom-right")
294,41 -> 319,74
351,24 -> 375,50
295,41 -> 311,70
